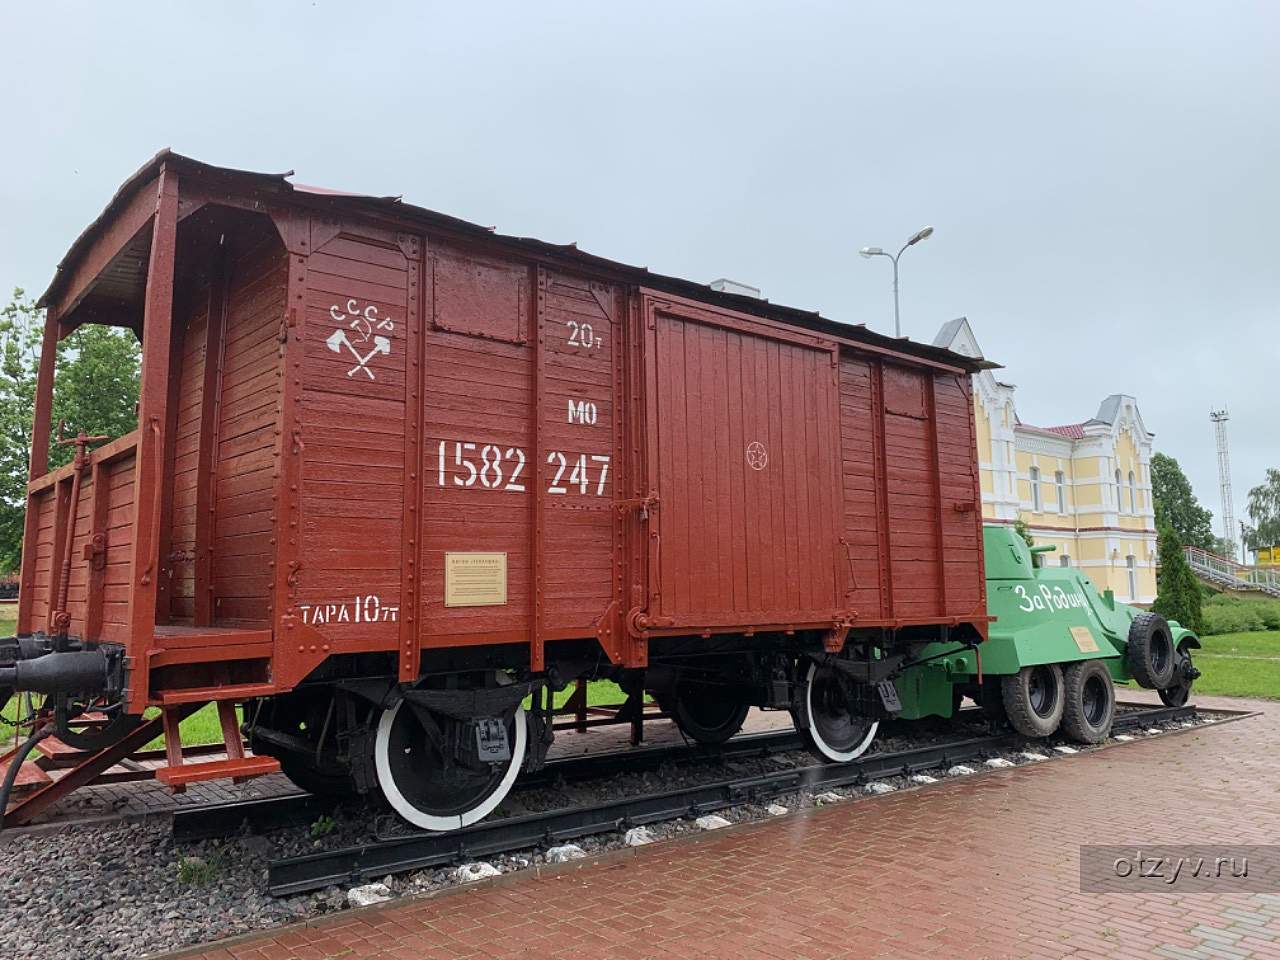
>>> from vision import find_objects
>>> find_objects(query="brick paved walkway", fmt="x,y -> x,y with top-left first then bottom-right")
172,695 -> 1280,960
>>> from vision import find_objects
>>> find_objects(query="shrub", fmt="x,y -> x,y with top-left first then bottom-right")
1200,595 -> 1280,635
1153,525 -> 1204,634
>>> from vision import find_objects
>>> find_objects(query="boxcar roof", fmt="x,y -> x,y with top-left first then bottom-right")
41,149 -> 995,374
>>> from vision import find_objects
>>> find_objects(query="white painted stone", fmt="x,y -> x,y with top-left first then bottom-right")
1145,727 -> 1162,736
985,757 -> 1015,769
623,827 -> 656,847
454,862 -> 501,883
1180,721 -> 1196,728
908,774 -> 937,785
1053,745 -> 1078,754
766,803 -> 789,816
1113,734 -> 1134,742
545,844 -> 587,863
814,791 -> 845,804
347,883 -> 394,907
695,815 -> 732,830
863,781 -> 896,795
946,765 -> 975,776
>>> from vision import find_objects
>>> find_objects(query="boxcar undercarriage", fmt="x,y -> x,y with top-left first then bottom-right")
240,627 -> 980,828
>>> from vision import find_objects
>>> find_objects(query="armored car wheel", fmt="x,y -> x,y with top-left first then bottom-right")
1126,612 -> 1176,689
794,661 -> 879,762
375,693 -> 526,831
1001,664 -> 1064,738
1159,639 -> 1199,707
1060,659 -> 1115,744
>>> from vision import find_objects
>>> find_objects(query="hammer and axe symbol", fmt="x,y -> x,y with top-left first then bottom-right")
326,329 -> 391,379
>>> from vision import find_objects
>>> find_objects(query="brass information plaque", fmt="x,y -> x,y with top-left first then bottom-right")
444,552 -> 508,607
1070,626 -> 1100,653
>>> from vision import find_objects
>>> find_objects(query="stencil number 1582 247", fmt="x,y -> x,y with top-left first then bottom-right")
437,441 -> 610,496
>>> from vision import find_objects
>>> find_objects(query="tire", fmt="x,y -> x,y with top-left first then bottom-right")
1000,664 -> 1064,738
1159,638 -> 1198,707
1061,660 -> 1116,744
1126,612 -> 1176,689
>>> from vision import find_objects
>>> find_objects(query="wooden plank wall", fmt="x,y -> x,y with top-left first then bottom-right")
933,373 -> 984,617
840,355 -> 985,624
535,271 -> 618,635
419,245 -> 532,644
295,224 -> 409,649
838,356 -> 886,618
165,273 -> 210,622
211,228 -> 286,626
24,491 -> 56,628
651,312 -> 839,625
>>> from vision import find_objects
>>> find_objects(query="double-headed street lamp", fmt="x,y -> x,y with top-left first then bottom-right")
859,226 -> 934,338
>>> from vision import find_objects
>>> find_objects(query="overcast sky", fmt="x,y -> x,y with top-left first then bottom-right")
1,2 -> 1275,535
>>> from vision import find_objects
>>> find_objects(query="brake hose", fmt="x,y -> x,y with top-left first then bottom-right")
0,722 -> 52,835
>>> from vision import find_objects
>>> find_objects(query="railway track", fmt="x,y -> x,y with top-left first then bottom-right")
172,723 -> 814,842
249,702 -> 1197,897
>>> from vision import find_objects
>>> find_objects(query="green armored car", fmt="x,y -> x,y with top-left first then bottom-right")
896,525 -> 1201,742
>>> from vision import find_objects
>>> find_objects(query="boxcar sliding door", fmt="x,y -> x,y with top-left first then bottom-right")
641,295 -> 845,632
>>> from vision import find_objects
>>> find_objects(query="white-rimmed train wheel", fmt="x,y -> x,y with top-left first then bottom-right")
795,661 -> 879,762
375,697 -> 526,832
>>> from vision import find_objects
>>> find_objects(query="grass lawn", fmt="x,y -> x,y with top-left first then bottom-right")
1192,630 -> 1280,700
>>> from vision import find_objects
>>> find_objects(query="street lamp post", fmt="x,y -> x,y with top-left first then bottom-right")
859,226 -> 934,338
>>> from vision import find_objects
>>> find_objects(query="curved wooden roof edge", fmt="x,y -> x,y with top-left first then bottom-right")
39,148 -> 999,375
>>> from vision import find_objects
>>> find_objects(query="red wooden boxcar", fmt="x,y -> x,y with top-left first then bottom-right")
2,152 -> 990,828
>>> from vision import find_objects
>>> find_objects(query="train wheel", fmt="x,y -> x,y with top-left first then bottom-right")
278,758 -> 359,799
1000,664 -> 1064,738
1159,640 -> 1199,707
794,661 -> 879,762
375,696 -> 526,831
1060,660 -> 1115,744
659,685 -> 750,744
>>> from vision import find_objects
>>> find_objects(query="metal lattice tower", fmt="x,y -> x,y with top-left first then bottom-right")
1210,409 -> 1235,556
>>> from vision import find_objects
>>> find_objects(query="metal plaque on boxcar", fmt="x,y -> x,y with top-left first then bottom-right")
445,553 -> 508,607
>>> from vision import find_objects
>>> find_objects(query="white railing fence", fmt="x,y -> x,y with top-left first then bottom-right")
1183,546 -> 1280,598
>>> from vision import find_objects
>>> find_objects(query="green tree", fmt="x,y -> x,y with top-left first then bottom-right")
1013,516 -> 1042,567
0,292 -> 42,573
1150,452 -> 1216,552
1245,468 -> 1280,554
0,289 -> 140,573
1152,524 -> 1204,634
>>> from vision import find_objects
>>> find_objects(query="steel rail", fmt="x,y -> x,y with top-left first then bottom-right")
173,725 -> 814,842
264,703 -> 1196,897
173,707 -> 1004,842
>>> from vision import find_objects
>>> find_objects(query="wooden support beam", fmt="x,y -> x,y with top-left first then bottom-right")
124,166 -> 179,712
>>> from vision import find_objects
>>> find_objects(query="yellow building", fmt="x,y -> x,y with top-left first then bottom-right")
935,319 -> 1158,605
